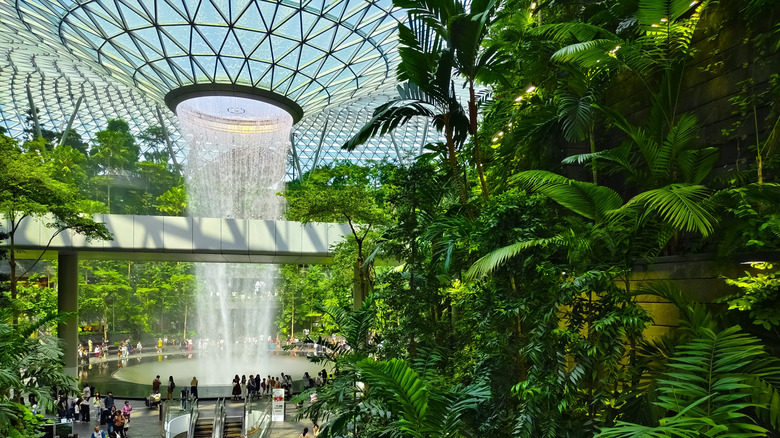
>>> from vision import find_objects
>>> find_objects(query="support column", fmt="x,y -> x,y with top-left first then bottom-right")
58,252 -> 79,377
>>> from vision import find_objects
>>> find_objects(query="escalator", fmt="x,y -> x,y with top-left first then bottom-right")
192,417 -> 215,438
222,416 -> 243,437
186,398 -> 245,438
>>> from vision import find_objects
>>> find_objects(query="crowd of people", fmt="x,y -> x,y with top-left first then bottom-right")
56,384 -> 133,438
228,368 -> 333,402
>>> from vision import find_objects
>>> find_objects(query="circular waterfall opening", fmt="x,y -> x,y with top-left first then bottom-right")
176,94 -> 294,377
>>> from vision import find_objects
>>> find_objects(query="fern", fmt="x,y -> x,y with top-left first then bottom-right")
598,326 -> 774,437
356,358 -> 488,437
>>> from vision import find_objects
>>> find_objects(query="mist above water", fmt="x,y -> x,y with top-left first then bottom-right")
178,95 -> 293,374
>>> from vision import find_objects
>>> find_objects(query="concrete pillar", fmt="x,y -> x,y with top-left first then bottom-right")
58,252 -> 79,377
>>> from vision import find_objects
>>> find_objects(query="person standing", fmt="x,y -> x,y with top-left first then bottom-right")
152,375 -> 161,394
93,393 -> 104,425
231,375 -> 240,401
104,392 -> 115,425
81,394 -> 91,422
112,407 -> 126,438
240,375 -> 248,400
106,406 -> 117,436
121,401 -> 132,424
91,425 -> 105,438
73,397 -> 81,422
268,377 -> 276,392
299,427 -> 309,438
248,375 -> 256,397
190,376 -> 199,399
167,376 -> 176,401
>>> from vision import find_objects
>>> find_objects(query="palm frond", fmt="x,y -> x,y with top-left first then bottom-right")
342,99 -> 436,151
637,0 -> 700,30
357,358 -> 430,435
465,235 -> 566,280
618,184 -> 715,236
532,22 -> 618,43
512,170 -> 624,221
677,148 -> 718,185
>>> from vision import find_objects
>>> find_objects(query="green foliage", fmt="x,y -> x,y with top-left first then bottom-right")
156,185 -> 187,216
0,305 -> 78,437
513,270 -> 650,437
0,129 -> 111,317
356,357 -> 489,437
721,263 -> 780,330
297,297 -> 381,437
284,163 -> 391,227
511,170 -> 716,238
597,326 -> 777,437
277,264 -> 352,338
77,260 -> 195,338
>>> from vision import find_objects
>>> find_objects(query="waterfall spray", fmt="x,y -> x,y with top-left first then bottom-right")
178,95 -> 292,376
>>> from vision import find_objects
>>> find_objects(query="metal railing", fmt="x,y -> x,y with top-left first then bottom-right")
212,398 -> 226,438
186,399 -> 200,438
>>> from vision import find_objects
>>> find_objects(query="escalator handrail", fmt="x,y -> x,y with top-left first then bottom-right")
212,398 -> 226,438
187,399 -> 200,438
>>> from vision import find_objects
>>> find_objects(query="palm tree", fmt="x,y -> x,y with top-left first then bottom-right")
597,325 -> 780,437
344,0 -> 504,203
343,41 -> 470,206
297,297 -> 379,436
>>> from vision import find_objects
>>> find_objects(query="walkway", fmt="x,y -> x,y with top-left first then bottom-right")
62,399 -> 316,437
6,214 -> 351,264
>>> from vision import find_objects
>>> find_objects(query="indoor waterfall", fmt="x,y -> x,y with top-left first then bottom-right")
177,95 -> 293,377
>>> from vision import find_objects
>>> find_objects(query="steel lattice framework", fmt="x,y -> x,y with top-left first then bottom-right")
0,0 -> 440,175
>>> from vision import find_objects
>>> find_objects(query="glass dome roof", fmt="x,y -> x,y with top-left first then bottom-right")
0,0 -> 440,175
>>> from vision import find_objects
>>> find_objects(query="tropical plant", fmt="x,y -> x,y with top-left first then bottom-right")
0,131 -> 111,323
597,326 -> 780,437
355,357 -> 489,437
297,296 -> 380,437
342,0 -> 503,205
721,262 -> 780,331
156,185 -> 187,216
0,306 -> 79,438
284,163 -> 391,310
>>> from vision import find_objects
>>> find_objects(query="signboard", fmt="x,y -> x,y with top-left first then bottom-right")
272,388 -> 285,422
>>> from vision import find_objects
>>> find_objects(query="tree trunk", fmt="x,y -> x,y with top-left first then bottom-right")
589,126 -> 598,184
10,225 -> 18,324
444,117 -> 470,208
469,79 -> 489,200
182,304 -> 188,340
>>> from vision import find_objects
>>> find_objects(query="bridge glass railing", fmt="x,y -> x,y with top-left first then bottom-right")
243,395 -> 272,438
162,398 -> 197,438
